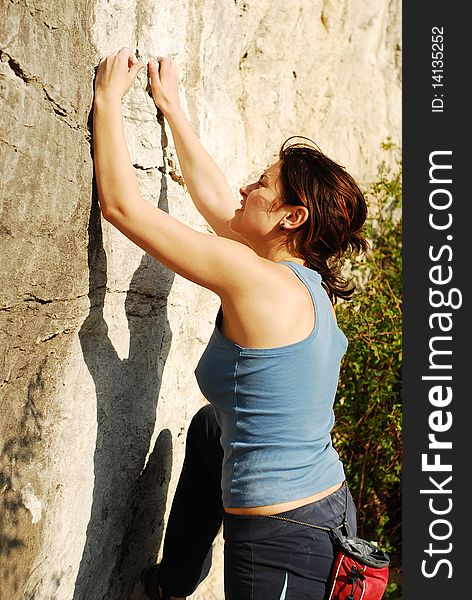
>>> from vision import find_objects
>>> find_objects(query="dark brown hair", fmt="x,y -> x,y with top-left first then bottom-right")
278,136 -> 368,303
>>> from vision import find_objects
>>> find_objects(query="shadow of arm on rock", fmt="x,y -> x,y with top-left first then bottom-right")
75,171 -> 174,598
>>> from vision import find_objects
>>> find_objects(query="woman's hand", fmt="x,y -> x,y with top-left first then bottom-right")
147,57 -> 181,115
94,47 -> 145,103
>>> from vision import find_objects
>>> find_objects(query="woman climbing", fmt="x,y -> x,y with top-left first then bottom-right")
93,47 -> 368,600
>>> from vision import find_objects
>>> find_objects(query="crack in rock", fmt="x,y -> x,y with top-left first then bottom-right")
42,88 -> 69,117
133,163 -> 159,172
0,49 -> 87,133
23,294 -> 54,305
1,286 -> 168,312
36,328 -> 74,343
0,291 -> 91,311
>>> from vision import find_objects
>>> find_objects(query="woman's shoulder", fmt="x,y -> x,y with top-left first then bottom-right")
285,262 -> 339,322
218,259 -> 320,349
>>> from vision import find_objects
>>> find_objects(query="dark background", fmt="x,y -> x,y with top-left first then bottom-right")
403,3 -> 468,597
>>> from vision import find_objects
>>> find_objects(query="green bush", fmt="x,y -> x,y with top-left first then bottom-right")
334,159 -> 402,598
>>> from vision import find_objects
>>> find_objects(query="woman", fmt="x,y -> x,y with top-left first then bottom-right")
93,48 -> 368,600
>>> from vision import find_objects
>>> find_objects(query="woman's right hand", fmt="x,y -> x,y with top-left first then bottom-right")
147,57 -> 181,114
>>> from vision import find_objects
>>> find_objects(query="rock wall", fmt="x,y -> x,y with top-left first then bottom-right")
0,1 -> 401,598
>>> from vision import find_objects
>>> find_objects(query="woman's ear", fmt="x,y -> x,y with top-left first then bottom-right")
280,205 -> 309,230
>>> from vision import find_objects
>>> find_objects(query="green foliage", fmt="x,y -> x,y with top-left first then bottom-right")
334,159 -> 402,598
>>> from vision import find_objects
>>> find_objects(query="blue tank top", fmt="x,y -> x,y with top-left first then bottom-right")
194,261 -> 347,507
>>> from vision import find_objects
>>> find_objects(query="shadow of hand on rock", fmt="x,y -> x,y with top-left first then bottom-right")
74,191 -> 174,600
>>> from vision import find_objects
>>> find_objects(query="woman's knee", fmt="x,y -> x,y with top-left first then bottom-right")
185,404 -> 221,457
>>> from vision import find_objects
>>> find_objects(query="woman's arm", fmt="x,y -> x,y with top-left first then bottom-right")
148,57 -> 246,243
92,49 -> 262,295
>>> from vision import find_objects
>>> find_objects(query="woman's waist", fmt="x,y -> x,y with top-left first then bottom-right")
224,481 -> 344,516
223,481 -> 355,543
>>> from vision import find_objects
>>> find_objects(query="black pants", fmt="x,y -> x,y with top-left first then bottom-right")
158,404 -> 357,599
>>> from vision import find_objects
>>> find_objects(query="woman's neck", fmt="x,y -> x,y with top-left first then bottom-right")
259,247 -> 305,265
242,236 -> 305,265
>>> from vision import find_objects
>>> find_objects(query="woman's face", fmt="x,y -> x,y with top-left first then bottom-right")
230,161 -> 286,238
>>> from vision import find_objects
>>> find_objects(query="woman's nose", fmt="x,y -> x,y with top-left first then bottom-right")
240,182 -> 257,197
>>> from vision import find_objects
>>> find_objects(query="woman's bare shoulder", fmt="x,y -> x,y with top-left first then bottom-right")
219,260 -> 316,349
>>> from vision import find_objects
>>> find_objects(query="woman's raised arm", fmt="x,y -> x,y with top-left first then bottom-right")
148,56 -> 246,243
92,48 -> 262,295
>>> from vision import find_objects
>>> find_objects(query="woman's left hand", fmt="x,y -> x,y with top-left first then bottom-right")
94,47 -> 145,103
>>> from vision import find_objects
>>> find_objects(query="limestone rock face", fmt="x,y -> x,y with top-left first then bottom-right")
0,1 -> 400,598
